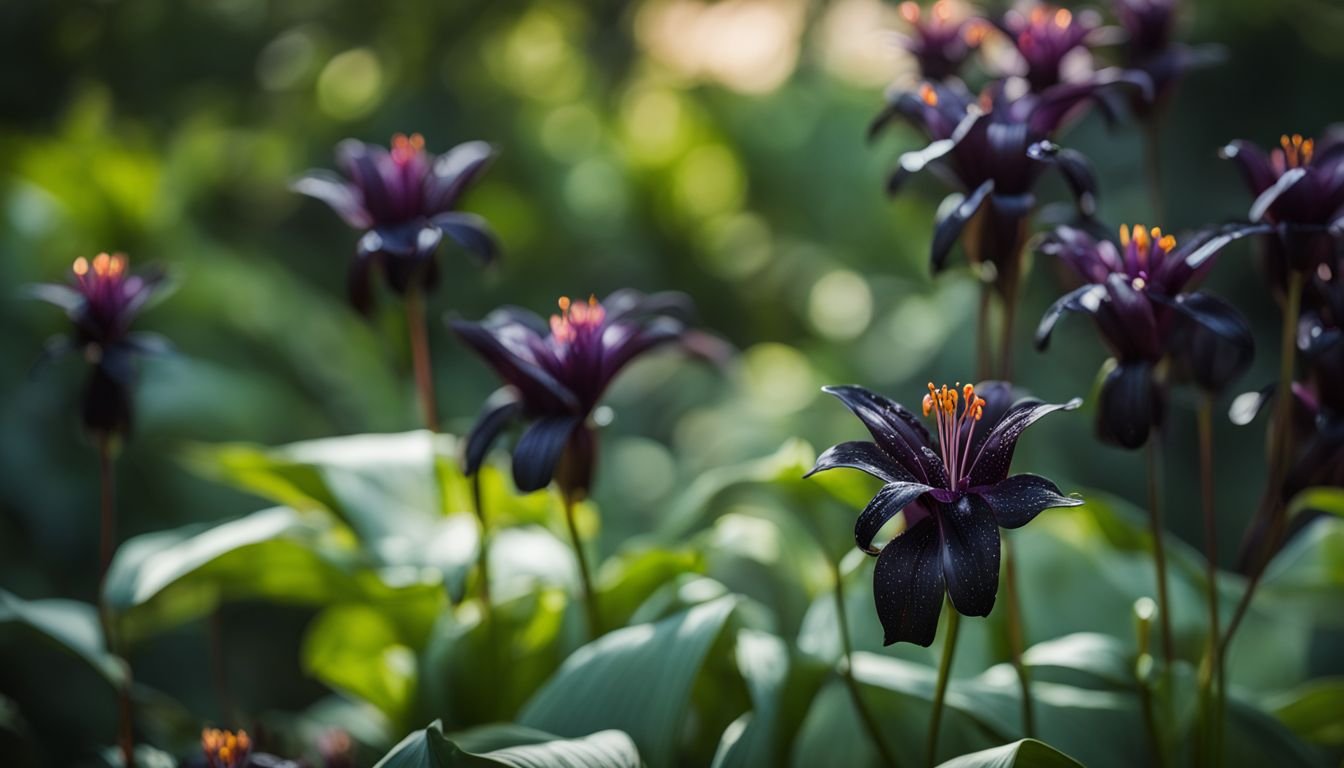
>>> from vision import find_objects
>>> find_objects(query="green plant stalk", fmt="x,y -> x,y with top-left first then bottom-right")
1196,396 -> 1222,768
405,286 -> 439,432
97,437 -> 135,768
927,600 -> 960,768
831,558 -> 899,768
1001,536 -> 1036,737
563,493 -> 601,639
1222,270 -> 1305,657
1137,667 -> 1169,768
471,473 -> 494,615
1147,437 -> 1175,665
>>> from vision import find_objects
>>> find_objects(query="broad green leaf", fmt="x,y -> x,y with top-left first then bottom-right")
711,629 -> 828,768
596,547 -> 704,630
936,739 -> 1083,768
103,506 -> 446,644
1021,633 -> 1134,689
1265,677 -> 1344,746
0,590 -> 124,686
303,605 -> 419,729
1286,486 -> 1344,521
374,720 -> 640,768
519,596 -> 738,768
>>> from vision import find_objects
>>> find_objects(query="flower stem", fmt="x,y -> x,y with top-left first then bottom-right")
1197,395 -> 1222,767
1146,437 -> 1174,665
831,558 -> 899,768
471,473 -> 493,616
1002,536 -> 1036,738
405,287 -> 439,432
1221,270 -> 1305,679
96,436 -> 135,768
998,287 -> 1017,381
927,600 -> 960,768
562,493 -> 601,639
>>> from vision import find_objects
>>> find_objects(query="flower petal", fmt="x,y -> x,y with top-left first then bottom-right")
1027,142 -> 1097,217
887,138 -> 957,196
975,473 -> 1082,529
937,495 -> 1000,617
336,139 -> 394,221
872,517 -> 945,647
464,387 -> 523,475
448,318 -> 581,413
291,170 -> 372,228
854,480 -> 935,553
1249,167 -> 1307,223
820,385 -> 937,483
1219,140 -> 1276,196
1035,283 -> 1107,351
805,441 -> 913,485
425,141 -> 496,213
25,283 -> 84,314
931,180 -> 995,273
432,211 -> 500,265
965,397 -> 1082,487
512,415 -> 581,493
1097,361 -> 1161,449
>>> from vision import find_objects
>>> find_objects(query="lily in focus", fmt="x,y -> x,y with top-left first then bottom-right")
807,381 -> 1082,646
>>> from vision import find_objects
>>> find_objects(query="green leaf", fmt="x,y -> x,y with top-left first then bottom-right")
1285,486 -> 1344,521
935,739 -> 1084,768
374,720 -> 640,768
1021,633 -> 1135,689
1266,677 -> 1344,746
519,596 -> 738,768
303,605 -> 419,729
596,547 -> 704,631
103,506 -> 446,644
0,590 -> 124,687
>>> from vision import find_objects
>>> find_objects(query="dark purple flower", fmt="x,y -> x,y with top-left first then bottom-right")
1221,129 -> 1344,280
293,133 -> 499,314
450,290 -> 725,499
1113,0 -> 1221,112
870,74 -> 1139,294
29,253 -> 170,437
1036,224 -> 1256,447
997,3 -> 1101,93
894,1 -> 989,81
806,381 -> 1082,646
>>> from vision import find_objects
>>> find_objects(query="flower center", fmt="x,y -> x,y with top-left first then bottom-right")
390,132 -> 426,165
73,252 -> 126,282
1277,133 -> 1314,169
922,381 -> 985,490
1118,224 -> 1176,287
550,295 -> 606,345
202,728 -> 251,768
919,83 -> 939,106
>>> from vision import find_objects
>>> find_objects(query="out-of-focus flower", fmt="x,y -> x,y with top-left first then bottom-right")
1113,0 -> 1221,112
1221,128 -> 1344,282
871,74 -> 1139,295
29,253 -> 170,437
293,133 -> 498,314
894,0 -> 988,81
806,381 -> 1081,646
1036,223 -> 1256,447
1288,279 -> 1344,494
450,290 -> 728,499
202,729 -> 251,768
317,728 -> 355,768
997,2 -> 1102,93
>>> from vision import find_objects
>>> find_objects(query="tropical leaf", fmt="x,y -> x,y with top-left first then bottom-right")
375,720 -> 641,767
935,739 -> 1083,768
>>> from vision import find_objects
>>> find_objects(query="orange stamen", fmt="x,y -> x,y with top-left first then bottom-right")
919,83 -> 939,107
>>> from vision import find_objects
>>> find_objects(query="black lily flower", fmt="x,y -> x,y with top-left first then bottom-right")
1288,279 -> 1344,494
894,0 -> 989,82
450,290 -> 725,500
1036,223 -> 1255,448
293,133 -> 499,314
871,74 -> 1136,295
1221,129 -> 1344,283
29,253 -> 170,437
1113,0 -> 1221,113
996,3 -> 1102,93
807,381 -> 1082,646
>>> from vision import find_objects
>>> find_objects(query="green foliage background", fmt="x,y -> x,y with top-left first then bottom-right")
1,0 -> 1343,765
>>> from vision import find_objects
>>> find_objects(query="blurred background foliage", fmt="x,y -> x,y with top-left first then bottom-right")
2,0 -> 1344,765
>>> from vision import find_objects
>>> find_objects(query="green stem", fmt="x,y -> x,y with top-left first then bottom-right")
832,559 -> 899,768
471,473 -> 494,627
1002,536 -> 1036,738
96,437 -> 135,768
563,493 -> 601,639
1196,396 -> 1222,767
927,600 -> 961,768
405,287 -> 439,432
1147,438 -> 1174,665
